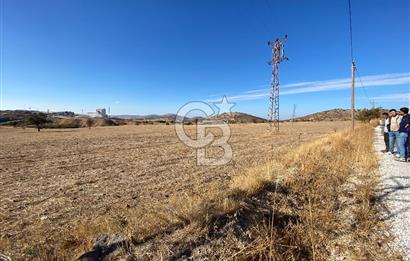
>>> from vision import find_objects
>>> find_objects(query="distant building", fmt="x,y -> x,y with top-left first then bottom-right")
88,108 -> 107,118
96,108 -> 107,118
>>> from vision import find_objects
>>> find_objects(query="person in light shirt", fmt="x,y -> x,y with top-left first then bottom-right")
387,109 -> 402,155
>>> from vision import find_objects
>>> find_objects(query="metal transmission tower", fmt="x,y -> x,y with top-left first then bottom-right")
292,104 -> 297,122
268,35 -> 288,132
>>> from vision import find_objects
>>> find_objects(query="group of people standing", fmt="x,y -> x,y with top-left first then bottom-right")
380,107 -> 410,162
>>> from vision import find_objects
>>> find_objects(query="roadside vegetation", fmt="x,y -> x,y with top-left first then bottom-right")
356,107 -> 382,122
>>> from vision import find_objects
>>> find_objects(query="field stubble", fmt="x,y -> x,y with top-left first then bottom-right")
0,121 -> 350,258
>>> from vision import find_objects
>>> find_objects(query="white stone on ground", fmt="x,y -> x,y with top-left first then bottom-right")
374,127 -> 410,260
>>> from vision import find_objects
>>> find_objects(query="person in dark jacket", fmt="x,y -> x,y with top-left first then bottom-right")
380,112 -> 389,152
396,107 -> 410,162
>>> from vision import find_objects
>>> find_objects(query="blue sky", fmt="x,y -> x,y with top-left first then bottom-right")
1,0 -> 409,118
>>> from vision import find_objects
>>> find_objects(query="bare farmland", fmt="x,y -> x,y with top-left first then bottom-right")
0,121 -> 349,257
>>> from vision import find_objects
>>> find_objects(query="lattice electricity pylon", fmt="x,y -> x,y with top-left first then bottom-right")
292,104 -> 296,122
267,35 -> 288,132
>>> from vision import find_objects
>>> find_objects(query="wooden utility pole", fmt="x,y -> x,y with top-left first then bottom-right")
351,61 -> 355,130
348,0 -> 356,130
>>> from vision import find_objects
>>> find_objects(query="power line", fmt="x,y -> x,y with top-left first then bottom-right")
354,65 -> 374,108
348,0 -> 355,130
348,0 -> 354,62
0,0 -> 3,111
261,0 -> 275,36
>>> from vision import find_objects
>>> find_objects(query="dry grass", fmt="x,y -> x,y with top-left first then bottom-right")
56,125 -> 397,260
1,123 -> 399,260
1,122 -> 350,259
234,125 -> 392,260
114,125 -> 397,260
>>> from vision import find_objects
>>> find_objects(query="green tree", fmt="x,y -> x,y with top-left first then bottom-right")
26,113 -> 49,132
86,118 -> 94,129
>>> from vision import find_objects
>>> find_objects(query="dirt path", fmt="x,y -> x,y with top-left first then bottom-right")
374,127 -> 410,259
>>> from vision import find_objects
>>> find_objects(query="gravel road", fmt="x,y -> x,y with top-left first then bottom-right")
374,127 -> 410,259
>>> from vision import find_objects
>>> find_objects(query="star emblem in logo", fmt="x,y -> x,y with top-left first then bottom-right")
213,96 -> 235,116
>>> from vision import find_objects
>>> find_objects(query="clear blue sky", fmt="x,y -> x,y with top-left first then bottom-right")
1,0 -> 409,118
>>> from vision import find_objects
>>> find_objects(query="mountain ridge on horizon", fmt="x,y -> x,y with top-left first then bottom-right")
0,108 -> 368,124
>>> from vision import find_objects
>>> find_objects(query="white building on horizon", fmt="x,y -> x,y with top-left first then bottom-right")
87,108 -> 107,118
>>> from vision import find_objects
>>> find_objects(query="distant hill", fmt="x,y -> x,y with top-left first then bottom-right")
0,110 -> 130,128
0,110 -> 35,124
115,112 -> 266,123
209,112 -> 267,123
1,109 -> 356,127
114,114 -> 177,121
293,109 -> 351,122
0,110 -> 75,124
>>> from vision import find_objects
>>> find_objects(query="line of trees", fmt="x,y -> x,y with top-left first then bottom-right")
356,108 -> 382,122
5,108 -> 385,132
